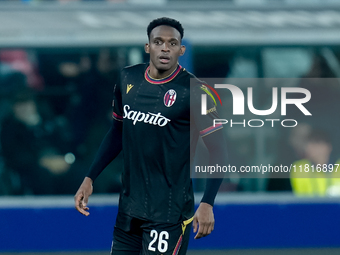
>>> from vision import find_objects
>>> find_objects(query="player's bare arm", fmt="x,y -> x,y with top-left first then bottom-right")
74,177 -> 93,216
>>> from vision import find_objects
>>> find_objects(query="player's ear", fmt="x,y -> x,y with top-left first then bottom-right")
180,45 -> 186,56
145,43 -> 150,54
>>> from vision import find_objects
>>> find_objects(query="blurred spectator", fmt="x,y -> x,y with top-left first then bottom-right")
290,129 -> 340,197
35,50 -> 123,193
269,51 -> 340,192
0,90 -> 81,195
0,50 -> 44,91
294,51 -> 340,160
48,52 -> 115,156
73,51 -> 123,193
66,53 -> 110,149
267,124 -> 313,192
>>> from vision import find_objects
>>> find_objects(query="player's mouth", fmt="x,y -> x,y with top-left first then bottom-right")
159,55 -> 170,64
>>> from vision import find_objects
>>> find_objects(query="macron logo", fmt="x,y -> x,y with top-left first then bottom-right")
123,105 -> 171,127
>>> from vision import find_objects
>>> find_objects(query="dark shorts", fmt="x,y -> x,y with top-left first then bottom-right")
110,212 -> 193,255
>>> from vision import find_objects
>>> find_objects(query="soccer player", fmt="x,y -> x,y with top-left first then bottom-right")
74,17 -> 228,255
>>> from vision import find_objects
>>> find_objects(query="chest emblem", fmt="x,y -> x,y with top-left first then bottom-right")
126,84 -> 134,94
164,89 -> 177,107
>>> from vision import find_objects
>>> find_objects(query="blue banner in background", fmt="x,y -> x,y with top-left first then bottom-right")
1,195 -> 340,252
179,39 -> 193,74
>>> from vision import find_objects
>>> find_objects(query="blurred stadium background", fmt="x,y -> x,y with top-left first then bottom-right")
1,0 -> 340,254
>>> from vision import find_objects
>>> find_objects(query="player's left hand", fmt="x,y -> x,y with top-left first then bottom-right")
193,202 -> 215,239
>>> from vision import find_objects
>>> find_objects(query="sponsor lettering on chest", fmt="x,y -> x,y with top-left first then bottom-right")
123,105 -> 171,127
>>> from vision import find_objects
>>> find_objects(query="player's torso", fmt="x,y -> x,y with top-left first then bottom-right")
118,63 -> 194,223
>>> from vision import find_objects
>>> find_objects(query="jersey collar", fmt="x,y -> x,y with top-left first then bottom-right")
145,64 -> 182,84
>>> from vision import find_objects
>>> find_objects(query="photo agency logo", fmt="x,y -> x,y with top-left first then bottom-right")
200,81 -> 312,128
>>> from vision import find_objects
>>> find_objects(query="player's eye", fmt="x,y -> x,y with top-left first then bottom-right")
154,40 -> 162,45
170,42 -> 177,46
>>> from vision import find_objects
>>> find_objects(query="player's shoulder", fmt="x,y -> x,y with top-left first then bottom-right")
187,75 -> 211,95
179,67 -> 206,91
179,67 -> 198,82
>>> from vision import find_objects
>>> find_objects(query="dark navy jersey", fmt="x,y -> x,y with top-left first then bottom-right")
112,63 -> 221,224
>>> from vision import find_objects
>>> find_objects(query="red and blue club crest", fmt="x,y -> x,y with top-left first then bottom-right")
164,89 -> 177,107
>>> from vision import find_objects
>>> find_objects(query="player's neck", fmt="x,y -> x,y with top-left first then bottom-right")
148,64 -> 178,79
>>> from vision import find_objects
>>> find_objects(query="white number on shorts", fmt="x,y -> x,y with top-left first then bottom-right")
148,230 -> 169,253
158,231 -> 169,253
148,230 -> 158,252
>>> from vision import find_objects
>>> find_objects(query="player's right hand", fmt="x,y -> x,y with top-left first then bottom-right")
74,177 -> 93,216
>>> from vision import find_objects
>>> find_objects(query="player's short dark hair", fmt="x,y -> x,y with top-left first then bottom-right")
147,17 -> 184,40
307,129 -> 331,144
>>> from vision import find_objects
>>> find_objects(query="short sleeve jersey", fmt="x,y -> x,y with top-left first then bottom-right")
112,63 -> 221,224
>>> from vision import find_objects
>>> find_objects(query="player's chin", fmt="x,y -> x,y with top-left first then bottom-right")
156,62 -> 174,71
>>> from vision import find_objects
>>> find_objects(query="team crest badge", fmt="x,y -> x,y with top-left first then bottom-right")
164,89 -> 177,107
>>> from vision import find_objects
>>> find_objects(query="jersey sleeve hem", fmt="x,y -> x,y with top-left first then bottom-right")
112,112 -> 123,122
199,124 -> 223,137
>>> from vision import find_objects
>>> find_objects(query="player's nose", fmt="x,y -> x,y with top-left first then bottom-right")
162,42 -> 170,52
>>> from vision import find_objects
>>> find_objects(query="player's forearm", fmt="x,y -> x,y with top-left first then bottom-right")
201,130 -> 228,206
201,178 -> 223,206
86,120 -> 122,182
